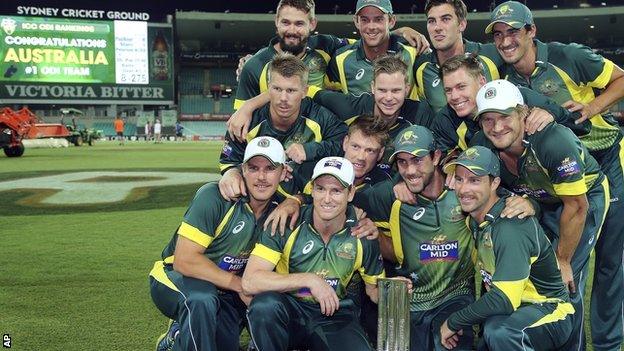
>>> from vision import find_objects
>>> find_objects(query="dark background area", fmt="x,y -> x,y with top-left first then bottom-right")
2,0 -> 624,22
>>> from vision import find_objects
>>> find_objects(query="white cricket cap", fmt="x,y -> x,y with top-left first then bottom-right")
243,136 -> 286,166
476,79 -> 525,118
312,157 -> 355,188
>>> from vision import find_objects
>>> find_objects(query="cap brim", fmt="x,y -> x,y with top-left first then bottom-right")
243,153 -> 281,166
389,149 -> 430,163
443,160 -> 489,176
476,107 -> 516,119
356,5 -> 391,14
485,20 -> 525,34
312,172 -> 350,188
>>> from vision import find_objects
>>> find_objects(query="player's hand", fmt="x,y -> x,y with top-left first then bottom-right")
285,143 -> 306,164
352,217 -> 379,240
280,162 -> 294,182
309,275 -> 340,316
264,198 -> 301,236
238,291 -> 253,306
386,276 -> 414,294
501,195 -> 535,219
395,27 -> 430,54
562,99 -> 597,125
557,259 -> 576,295
218,168 -> 247,200
393,181 -> 417,205
235,54 -> 253,82
525,107 -> 554,134
440,320 -> 463,350
226,105 -> 253,142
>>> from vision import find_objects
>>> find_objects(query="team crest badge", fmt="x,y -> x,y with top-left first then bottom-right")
495,5 -> 514,19
336,242 -> 356,259
399,131 -> 417,145
537,79 -> 560,97
257,138 -> 270,147
484,87 -> 496,100
1,18 -> 16,35
460,147 -> 480,161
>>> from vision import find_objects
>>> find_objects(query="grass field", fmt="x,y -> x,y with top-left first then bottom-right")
1,140 -> 599,350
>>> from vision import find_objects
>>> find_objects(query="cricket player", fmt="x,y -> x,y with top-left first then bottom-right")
487,3 -> 624,348
242,157 -> 386,350
440,146 -> 574,351
149,136 -> 286,351
471,80 -> 610,351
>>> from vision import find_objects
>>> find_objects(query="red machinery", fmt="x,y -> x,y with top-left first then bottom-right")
0,107 -> 71,157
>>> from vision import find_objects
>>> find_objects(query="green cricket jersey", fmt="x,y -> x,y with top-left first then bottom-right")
471,123 -> 604,205
327,35 -> 419,98
503,40 -> 622,152
353,180 -> 475,311
234,35 -> 353,110
413,40 -> 503,112
432,86 -> 591,153
308,86 -> 434,171
446,196 -> 573,331
159,183 -> 274,275
250,205 -> 385,303
219,98 -> 348,173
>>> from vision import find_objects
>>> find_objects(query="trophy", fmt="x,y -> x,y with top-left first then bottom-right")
377,278 -> 410,351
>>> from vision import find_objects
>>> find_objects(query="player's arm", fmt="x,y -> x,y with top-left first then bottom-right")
562,46 -> 624,123
521,87 -> 590,136
242,242 -> 340,316
556,194 -> 588,293
307,85 -> 360,122
445,221 -> 534,331
300,107 -> 348,161
540,127 -> 591,293
227,91 -> 269,142
218,135 -> 248,199
391,27 -> 430,54
173,236 -> 243,293
233,58 -> 261,111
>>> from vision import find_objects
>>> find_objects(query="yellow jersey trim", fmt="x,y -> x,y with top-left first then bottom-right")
389,200 -> 404,265
553,178 -> 588,196
251,243 -> 282,266
178,222 -> 213,248
149,261 -> 180,292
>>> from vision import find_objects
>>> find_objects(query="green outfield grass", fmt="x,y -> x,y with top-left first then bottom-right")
0,140 -> 597,350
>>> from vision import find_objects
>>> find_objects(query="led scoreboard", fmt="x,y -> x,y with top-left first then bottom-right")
0,16 -> 174,104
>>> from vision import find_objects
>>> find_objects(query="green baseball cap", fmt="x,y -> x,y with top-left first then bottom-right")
356,0 -> 393,14
443,146 -> 500,177
485,1 -> 534,34
389,125 -> 435,163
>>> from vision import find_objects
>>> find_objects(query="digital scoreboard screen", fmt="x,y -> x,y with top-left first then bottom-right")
0,16 -> 173,104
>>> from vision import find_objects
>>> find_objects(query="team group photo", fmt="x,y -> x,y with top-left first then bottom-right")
2,0 -> 624,350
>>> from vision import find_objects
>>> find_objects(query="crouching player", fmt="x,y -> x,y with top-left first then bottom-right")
149,136 -> 286,351
440,146 -> 574,350
242,157 -> 396,351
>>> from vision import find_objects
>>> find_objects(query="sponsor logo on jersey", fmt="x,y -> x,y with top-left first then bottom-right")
221,141 -> 233,157
412,207 -> 426,221
232,220 -> 245,234
297,277 -> 340,296
336,242 -> 356,259
419,235 -> 459,263
355,68 -> 365,80
479,268 -> 493,289
556,157 -> 581,178
218,254 -> 249,273
512,185 -> 550,199
432,78 -> 440,87
302,240 -> 315,254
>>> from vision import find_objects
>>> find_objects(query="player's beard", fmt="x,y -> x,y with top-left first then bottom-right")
278,33 -> 307,56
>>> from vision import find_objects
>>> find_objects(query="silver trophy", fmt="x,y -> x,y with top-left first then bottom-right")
377,278 -> 410,351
